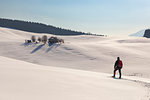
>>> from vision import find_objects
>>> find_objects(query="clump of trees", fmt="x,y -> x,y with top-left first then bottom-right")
25,35 -> 64,44
48,36 -> 64,44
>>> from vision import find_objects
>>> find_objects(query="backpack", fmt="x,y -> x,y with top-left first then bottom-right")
118,60 -> 122,67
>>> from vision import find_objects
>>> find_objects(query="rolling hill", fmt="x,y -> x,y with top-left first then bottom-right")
0,27 -> 150,100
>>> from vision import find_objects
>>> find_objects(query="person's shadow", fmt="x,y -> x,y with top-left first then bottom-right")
31,44 -> 44,54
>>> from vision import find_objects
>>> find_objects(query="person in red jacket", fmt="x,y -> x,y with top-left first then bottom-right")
113,57 -> 123,79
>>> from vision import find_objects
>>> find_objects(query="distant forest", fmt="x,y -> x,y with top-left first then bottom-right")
0,18 -> 104,36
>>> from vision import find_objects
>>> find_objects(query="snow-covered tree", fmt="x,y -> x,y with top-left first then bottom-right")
42,35 -> 47,44
31,35 -> 36,42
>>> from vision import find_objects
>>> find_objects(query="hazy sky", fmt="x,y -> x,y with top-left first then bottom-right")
0,0 -> 150,35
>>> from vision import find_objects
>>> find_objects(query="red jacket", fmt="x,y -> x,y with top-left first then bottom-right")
114,60 -> 123,68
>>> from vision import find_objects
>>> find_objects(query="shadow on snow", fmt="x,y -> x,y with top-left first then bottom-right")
25,43 -> 61,54
46,43 -> 60,53
31,44 -> 44,54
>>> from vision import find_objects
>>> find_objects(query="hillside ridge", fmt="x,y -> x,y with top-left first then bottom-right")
0,18 -> 100,36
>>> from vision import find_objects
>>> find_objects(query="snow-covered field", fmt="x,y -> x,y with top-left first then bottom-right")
0,27 -> 150,100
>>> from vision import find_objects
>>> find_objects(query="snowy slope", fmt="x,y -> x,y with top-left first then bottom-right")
0,27 -> 150,78
0,56 -> 147,100
1,27 -> 150,100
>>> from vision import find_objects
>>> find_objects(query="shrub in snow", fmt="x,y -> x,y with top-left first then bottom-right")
31,35 -> 36,43
58,39 -> 64,43
42,35 -> 48,44
38,37 -> 42,42
25,40 -> 32,43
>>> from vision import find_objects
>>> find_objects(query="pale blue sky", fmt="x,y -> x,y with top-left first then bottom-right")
0,0 -> 150,35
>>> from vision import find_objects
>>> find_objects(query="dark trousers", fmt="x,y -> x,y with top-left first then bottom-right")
113,67 -> 122,78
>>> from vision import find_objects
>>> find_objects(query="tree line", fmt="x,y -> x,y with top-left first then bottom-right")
0,18 -> 105,36
0,18 -> 86,35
